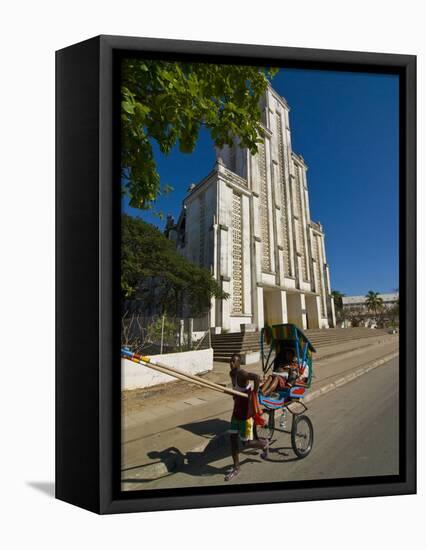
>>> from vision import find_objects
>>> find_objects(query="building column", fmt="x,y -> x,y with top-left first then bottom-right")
255,285 -> 265,330
221,277 -> 231,331
328,294 -> 336,328
325,263 -> 336,327
218,219 -> 231,330
280,290 -> 288,324
301,293 -> 307,329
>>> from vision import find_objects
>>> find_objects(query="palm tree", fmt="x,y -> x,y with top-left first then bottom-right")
365,291 -> 384,322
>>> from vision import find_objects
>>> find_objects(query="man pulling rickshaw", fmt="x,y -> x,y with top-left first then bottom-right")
225,353 -> 269,481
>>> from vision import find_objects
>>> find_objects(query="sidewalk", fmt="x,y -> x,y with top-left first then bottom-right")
121,334 -> 398,486
122,332 -> 397,419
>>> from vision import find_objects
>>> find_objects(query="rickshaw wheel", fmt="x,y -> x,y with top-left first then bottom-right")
255,410 -> 275,441
291,415 -> 313,458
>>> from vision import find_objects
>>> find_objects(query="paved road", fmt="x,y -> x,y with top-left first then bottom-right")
126,356 -> 399,490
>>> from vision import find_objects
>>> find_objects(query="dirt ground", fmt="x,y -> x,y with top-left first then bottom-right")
121,376 -> 228,416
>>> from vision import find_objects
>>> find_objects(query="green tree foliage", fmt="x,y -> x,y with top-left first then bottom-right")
347,308 -> 364,327
331,290 -> 345,317
388,298 -> 399,327
121,59 -> 277,209
121,214 -> 228,316
331,290 -> 345,324
365,291 -> 384,319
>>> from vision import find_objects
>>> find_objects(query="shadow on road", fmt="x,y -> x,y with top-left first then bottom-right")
263,445 -> 300,463
179,418 -> 229,438
121,429 -> 238,484
122,446 -> 185,474
121,417 -> 300,486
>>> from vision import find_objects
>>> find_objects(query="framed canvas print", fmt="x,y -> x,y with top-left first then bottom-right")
56,35 -> 416,514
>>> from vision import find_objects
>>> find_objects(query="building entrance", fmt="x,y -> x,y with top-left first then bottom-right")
263,288 -> 286,326
287,292 -> 305,329
305,294 -> 320,329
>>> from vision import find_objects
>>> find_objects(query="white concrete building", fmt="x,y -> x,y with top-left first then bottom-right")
341,292 -> 399,328
166,84 -> 335,333
342,293 -> 399,312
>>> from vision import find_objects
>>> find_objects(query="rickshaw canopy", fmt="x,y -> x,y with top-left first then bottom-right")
264,323 -> 316,352
260,323 -> 316,382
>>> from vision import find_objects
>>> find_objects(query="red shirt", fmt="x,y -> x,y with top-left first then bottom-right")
231,371 -> 252,420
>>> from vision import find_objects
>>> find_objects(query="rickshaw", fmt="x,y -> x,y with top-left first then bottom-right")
255,323 -> 315,458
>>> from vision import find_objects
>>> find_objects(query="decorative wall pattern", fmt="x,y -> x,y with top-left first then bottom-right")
222,167 -> 248,188
232,192 -> 244,313
294,168 -> 309,281
313,234 -> 326,316
276,113 -> 291,276
318,236 -> 327,317
258,140 -> 271,271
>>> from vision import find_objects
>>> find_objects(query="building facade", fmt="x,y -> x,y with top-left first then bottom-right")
341,292 -> 399,327
166,84 -> 335,333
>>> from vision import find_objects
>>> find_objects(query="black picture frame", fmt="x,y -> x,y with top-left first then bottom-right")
56,35 -> 416,514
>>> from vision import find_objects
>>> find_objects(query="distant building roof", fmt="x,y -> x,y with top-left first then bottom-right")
342,292 -> 399,306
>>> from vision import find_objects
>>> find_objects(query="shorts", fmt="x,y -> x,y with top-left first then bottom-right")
229,416 -> 254,441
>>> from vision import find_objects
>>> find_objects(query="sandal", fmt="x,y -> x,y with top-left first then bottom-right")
224,467 -> 240,481
260,440 -> 269,460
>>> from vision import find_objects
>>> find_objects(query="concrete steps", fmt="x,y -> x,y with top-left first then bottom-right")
211,327 -> 390,362
305,328 -> 390,348
211,333 -> 260,363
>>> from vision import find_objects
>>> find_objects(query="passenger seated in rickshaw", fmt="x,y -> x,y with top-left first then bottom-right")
260,348 -> 309,397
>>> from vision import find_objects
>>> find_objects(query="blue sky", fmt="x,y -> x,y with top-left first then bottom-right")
123,68 -> 399,297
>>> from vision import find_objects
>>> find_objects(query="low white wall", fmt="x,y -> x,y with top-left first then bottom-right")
122,348 -> 214,390
241,351 -> 260,365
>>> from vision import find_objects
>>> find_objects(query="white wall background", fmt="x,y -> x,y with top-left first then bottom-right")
0,1 -> 423,548
122,349 -> 213,389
